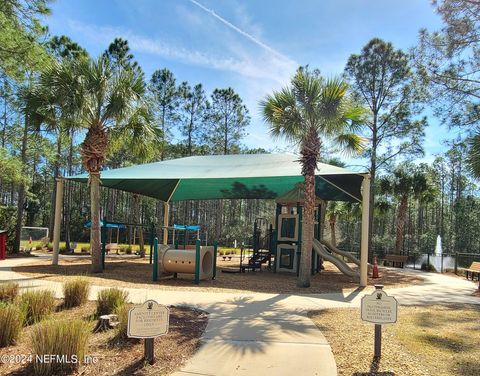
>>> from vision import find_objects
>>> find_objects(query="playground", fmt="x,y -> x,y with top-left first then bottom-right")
44,154 -> 371,289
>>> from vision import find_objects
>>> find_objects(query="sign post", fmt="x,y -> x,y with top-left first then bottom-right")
361,285 -> 398,358
127,300 -> 170,365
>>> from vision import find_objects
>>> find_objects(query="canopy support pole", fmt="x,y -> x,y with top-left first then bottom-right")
360,174 -> 370,287
162,179 -> 180,246
52,179 -> 64,266
163,202 -> 169,245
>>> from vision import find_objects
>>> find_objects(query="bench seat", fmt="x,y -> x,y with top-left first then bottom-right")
465,261 -> 480,280
384,255 -> 408,268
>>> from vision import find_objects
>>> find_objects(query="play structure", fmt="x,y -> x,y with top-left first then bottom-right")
274,186 -> 360,280
156,241 -> 215,282
239,218 -> 273,272
236,185 -> 361,280
86,219 -> 217,285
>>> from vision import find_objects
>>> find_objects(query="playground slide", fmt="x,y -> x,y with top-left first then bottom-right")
312,239 -> 359,280
320,239 -> 361,266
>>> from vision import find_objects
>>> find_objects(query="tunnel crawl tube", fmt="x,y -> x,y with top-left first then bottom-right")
157,244 -> 214,280
312,239 -> 359,280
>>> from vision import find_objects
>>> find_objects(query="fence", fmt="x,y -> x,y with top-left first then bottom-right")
337,246 -> 480,275
405,252 -> 480,274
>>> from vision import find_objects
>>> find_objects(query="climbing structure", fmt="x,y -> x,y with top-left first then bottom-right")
273,184 -> 359,279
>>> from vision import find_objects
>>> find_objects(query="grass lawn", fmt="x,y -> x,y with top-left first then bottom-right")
309,304 -> 480,376
23,240 -> 240,256
0,300 -> 208,376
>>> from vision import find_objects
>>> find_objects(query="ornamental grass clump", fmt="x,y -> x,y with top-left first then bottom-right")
18,289 -> 56,325
115,304 -> 130,341
31,319 -> 90,376
0,282 -> 19,303
63,278 -> 90,308
96,288 -> 129,317
0,303 -> 25,347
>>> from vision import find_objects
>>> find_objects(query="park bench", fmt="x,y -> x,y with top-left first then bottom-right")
383,254 -> 408,268
105,243 -> 120,255
465,261 -> 480,280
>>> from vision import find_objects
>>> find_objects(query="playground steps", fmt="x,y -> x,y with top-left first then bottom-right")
243,250 -> 271,271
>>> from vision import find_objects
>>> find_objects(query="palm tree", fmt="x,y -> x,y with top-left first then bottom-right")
260,67 -> 365,287
41,55 -> 158,272
326,201 -> 347,247
380,165 -> 432,255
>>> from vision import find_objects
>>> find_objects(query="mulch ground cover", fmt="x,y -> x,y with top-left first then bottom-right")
0,300 -> 208,375
13,256 -> 424,295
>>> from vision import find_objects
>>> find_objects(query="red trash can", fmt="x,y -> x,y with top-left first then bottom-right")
0,230 -> 7,260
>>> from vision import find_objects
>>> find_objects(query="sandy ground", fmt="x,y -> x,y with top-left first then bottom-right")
309,304 -> 480,376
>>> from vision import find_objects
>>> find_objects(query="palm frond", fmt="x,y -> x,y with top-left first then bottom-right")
333,133 -> 367,156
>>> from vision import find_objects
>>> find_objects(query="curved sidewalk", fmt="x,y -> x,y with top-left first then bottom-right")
1,256 -> 478,376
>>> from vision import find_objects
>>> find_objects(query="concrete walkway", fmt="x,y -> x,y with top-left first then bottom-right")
1,256 -> 478,376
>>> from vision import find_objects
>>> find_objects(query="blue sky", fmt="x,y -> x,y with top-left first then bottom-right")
44,0 -> 461,170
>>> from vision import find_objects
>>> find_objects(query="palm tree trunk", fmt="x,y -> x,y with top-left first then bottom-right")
300,174 -> 315,287
394,194 -> 409,255
298,128 -> 320,288
90,173 -> 102,273
329,214 -> 337,247
81,124 -> 108,273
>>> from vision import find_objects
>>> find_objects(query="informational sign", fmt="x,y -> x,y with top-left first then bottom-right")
127,300 -> 170,339
361,289 -> 398,324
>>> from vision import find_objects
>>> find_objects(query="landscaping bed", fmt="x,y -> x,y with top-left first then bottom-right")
0,288 -> 208,376
309,304 -> 480,376
13,257 -> 424,294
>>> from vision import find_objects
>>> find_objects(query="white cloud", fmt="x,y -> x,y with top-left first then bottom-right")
68,18 -> 296,85
66,2 -> 300,152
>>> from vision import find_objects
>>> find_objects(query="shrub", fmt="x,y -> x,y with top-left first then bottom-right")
80,246 -> 90,253
63,278 -> 90,308
31,319 -> 89,376
125,246 -> 132,255
119,245 -> 128,253
0,282 -> 19,303
18,290 -> 56,325
35,245 -> 42,251
0,303 -> 25,347
421,262 -> 437,272
96,288 -> 129,317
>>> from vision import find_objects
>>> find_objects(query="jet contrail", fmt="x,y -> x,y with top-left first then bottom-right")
189,0 -> 293,62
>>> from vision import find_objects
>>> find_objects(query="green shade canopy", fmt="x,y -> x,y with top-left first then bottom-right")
68,154 -> 366,203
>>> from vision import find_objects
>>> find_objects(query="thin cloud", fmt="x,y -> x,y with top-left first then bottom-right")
68,20 -> 295,84
188,0 -> 294,63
